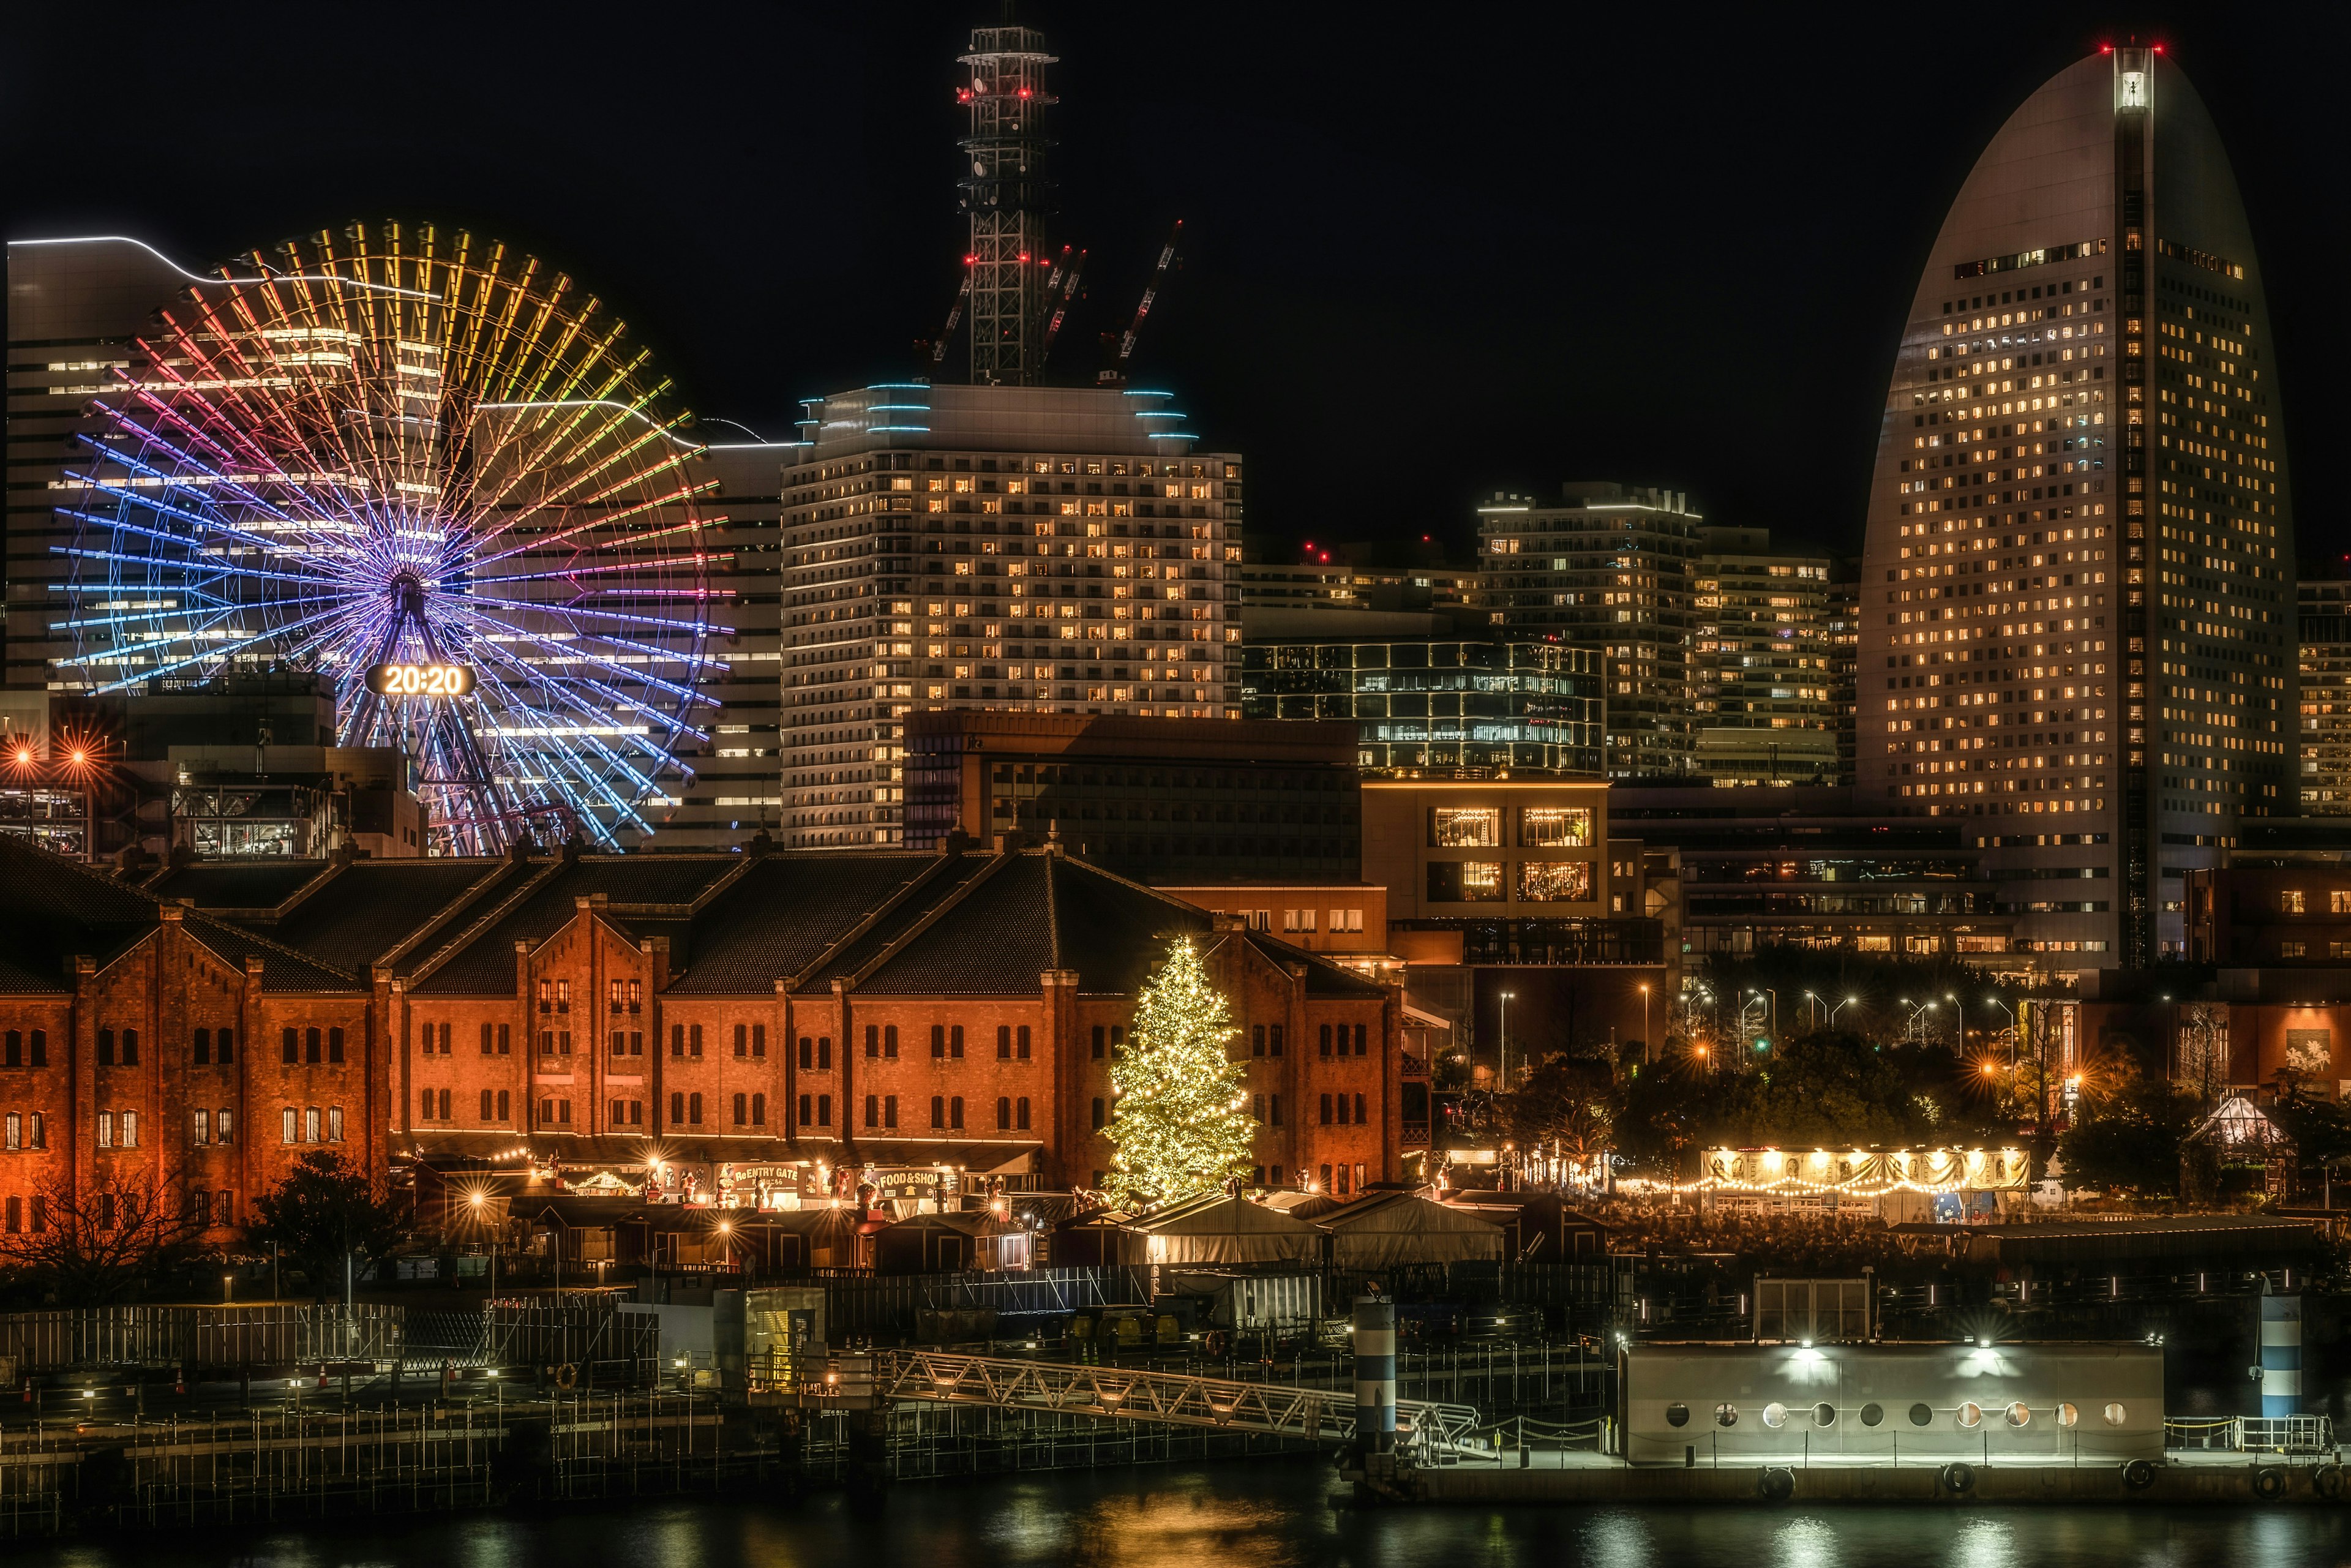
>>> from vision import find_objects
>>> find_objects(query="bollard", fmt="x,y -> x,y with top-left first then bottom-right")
1352,1295 -> 1395,1461
2260,1295 -> 2302,1419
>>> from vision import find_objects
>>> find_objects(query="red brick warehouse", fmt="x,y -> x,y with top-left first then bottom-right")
0,835 -> 1423,1227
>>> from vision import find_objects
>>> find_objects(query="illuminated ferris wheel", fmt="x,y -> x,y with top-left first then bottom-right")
58,222 -> 722,853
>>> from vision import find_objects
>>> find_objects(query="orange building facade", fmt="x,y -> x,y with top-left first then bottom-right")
0,838 -> 1419,1241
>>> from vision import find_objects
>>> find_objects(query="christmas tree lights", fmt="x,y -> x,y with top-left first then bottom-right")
1103,936 -> 1254,1211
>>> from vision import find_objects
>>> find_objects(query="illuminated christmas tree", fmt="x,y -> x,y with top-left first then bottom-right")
1103,936 -> 1254,1210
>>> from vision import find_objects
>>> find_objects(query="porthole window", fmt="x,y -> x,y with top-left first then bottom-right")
1956,1401 -> 1984,1430
1908,1403 -> 1933,1427
1813,1403 -> 1837,1428
1665,1403 -> 1690,1428
1860,1403 -> 1884,1428
1761,1402 -> 1788,1430
2102,1402 -> 2128,1427
1715,1403 -> 1739,1428
2004,1402 -> 2031,1428
2055,1403 -> 2079,1428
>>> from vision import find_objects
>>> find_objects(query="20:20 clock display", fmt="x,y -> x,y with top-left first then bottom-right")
364,662 -> 476,697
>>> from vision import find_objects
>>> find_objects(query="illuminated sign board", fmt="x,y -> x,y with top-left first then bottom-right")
364,662 -> 475,697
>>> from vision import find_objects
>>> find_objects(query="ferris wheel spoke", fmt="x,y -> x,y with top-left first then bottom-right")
84,599 -> 353,694
467,394 -> 681,516
52,542 -> 336,593
457,653 -> 656,839
441,617 -> 718,716
75,406 -> 315,534
460,549 -> 718,589
453,586 -> 729,642
463,478 -> 718,572
444,613 -> 708,755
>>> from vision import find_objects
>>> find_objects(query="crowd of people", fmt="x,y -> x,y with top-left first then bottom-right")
1587,1199 -> 1916,1276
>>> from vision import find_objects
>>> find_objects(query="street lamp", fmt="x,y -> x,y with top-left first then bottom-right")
1498,991 -> 1515,1090
1985,997 -> 2015,1071
1638,983 -> 1651,1062
1900,999 -> 1935,1045
1946,992 -> 1963,1054
1828,996 -> 1859,1027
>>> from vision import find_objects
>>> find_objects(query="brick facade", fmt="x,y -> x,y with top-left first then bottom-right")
0,838 -> 1416,1231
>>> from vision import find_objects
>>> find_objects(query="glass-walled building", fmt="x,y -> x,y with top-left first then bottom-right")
1242,639 -> 1602,778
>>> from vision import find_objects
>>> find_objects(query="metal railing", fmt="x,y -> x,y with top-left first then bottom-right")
2165,1414 -> 2333,1454
0,1306 -> 403,1372
852,1348 -> 1480,1458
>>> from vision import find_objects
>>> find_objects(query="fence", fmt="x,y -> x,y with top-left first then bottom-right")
2169,1414 -> 2334,1455
0,1307 -> 403,1373
797,1259 -> 1629,1343
0,1390 -> 729,1536
819,1267 -> 1138,1339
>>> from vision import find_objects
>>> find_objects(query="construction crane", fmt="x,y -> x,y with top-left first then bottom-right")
928,267 -> 973,370
1039,245 -> 1087,364
1098,219 -> 1182,384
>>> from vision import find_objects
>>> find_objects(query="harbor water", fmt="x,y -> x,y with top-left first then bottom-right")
9,1457 -> 2349,1568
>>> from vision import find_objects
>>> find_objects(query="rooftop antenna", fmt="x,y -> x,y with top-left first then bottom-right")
956,11 -> 1058,384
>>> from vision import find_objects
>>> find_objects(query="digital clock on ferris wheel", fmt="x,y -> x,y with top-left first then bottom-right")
364,662 -> 476,698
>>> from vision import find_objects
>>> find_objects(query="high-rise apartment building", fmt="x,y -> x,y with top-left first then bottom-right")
2300,582 -> 2351,816
657,441 -> 789,846
1690,527 -> 1838,786
1826,574 -> 1861,786
1476,482 -> 1699,779
2,237 -> 191,692
779,383 -> 1243,848
1859,48 -> 2295,966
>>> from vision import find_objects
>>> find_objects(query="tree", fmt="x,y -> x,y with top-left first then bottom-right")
0,1170 -> 203,1305
1103,936 -> 1254,1210
2057,1072 -> 2200,1198
1713,1030 -> 1918,1150
1512,1052 -> 1614,1172
249,1150 -> 413,1302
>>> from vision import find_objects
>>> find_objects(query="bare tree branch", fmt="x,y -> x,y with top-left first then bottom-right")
0,1168 -> 204,1306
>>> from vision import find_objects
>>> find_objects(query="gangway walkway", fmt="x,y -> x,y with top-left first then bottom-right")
869,1348 -> 1482,1456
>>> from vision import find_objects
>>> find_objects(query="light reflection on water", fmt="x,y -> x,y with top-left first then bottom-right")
9,1463 -> 2351,1568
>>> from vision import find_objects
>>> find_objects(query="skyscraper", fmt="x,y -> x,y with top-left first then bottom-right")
1858,47 -> 2295,966
1476,482 -> 1699,779
2299,582 -> 2351,816
779,385 -> 1242,848
1690,527 -> 1838,786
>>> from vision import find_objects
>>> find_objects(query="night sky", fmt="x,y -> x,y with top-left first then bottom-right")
8,2 -> 2347,566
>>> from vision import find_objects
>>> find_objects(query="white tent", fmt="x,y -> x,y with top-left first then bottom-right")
1257,1191 -> 1343,1221
1324,1193 -> 1502,1270
1127,1193 -> 1324,1266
